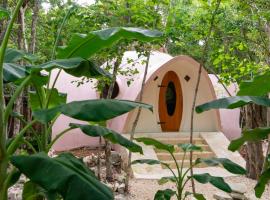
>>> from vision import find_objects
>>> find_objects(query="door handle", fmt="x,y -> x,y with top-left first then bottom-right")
158,85 -> 167,88
157,121 -> 166,124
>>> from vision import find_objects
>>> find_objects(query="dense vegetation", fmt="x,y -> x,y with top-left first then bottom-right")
0,0 -> 270,199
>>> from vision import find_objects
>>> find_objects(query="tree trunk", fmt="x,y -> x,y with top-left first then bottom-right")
13,4 -> 28,135
26,0 -> 40,126
29,0 -> 39,54
124,51 -> 150,193
242,104 -> 267,179
104,57 -> 121,182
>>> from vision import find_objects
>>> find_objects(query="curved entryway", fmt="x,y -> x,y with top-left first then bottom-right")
158,71 -> 183,132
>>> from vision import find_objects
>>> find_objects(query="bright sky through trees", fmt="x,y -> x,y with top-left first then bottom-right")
42,0 -> 95,12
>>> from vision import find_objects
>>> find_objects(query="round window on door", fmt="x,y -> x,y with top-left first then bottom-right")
166,81 -> 177,116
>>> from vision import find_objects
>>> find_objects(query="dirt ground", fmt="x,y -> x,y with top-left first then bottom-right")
60,147 -> 270,200
127,176 -> 270,200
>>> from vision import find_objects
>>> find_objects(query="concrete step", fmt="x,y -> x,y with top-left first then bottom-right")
155,144 -> 212,153
154,137 -> 205,145
157,151 -> 215,160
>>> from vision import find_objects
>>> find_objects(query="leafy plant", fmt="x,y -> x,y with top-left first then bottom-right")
196,71 -> 270,198
0,0 -> 162,199
132,137 -> 246,200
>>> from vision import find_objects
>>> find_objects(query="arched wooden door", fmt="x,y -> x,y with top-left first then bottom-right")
158,71 -> 183,132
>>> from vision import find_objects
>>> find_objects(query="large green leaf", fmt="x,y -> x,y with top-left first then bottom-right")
57,27 -> 162,59
33,99 -> 153,123
2,49 -> 37,83
31,57 -> 111,78
237,72 -> 270,96
192,173 -> 232,193
193,193 -> 206,200
11,153 -> 113,200
196,158 -> 246,174
177,143 -> 202,152
4,57 -> 108,83
22,181 -> 54,200
29,88 -> 67,111
8,170 -> 21,188
3,63 -> 28,83
185,192 -> 206,200
196,96 -> 270,113
229,127 -> 270,151
30,73 -> 49,87
4,48 -> 37,63
131,159 -> 170,168
158,176 -> 177,185
154,189 -> 176,200
70,123 -> 142,153
135,137 -> 174,153
255,168 -> 270,198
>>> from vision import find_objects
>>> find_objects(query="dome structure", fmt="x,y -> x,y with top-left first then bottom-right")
51,51 -> 240,151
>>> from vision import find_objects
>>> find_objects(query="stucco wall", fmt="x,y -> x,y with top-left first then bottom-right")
119,55 -> 220,133
51,51 -> 238,151
209,75 -> 241,140
51,69 -> 100,151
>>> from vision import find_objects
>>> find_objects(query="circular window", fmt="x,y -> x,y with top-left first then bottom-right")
166,81 -> 177,116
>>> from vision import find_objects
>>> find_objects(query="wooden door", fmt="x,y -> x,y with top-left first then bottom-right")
158,71 -> 183,132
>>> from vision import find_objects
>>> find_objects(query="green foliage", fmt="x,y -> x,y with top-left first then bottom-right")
29,88 -> 67,111
229,127 -> 270,151
11,153 -> 113,200
154,189 -> 176,200
132,159 -> 165,166
177,143 -> 202,152
32,58 -> 110,78
135,137 -> 174,153
3,63 -> 28,83
57,27 -> 162,59
192,173 -> 232,193
33,99 -> 152,123
4,48 -> 36,63
132,139 -> 244,199
0,1 -> 163,198
7,170 -> 21,188
196,96 -> 270,113
255,168 -> 270,198
158,176 -> 177,185
196,70 -> 270,197
164,0 -> 269,84
0,7 -> 9,20
192,193 -> 206,200
185,192 -> 206,200
237,72 -> 270,96
22,181 -> 49,200
196,158 -> 246,174
70,123 -> 143,153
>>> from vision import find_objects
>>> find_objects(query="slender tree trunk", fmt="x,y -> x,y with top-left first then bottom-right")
13,4 -> 28,135
26,0 -> 40,127
189,0 -> 221,193
124,51 -> 150,193
105,57 -> 121,181
242,104 -> 266,179
29,0 -> 39,54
